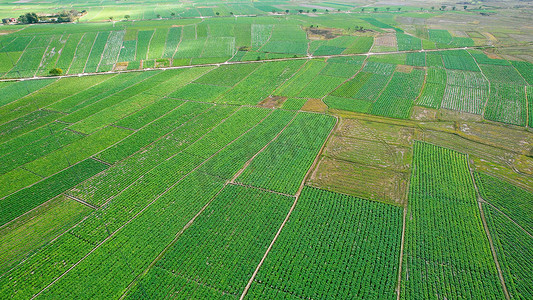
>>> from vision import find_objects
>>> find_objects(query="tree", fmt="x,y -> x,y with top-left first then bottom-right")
441,5 -> 447,11
452,7 -> 456,11
109,16 -> 113,21
170,12 -> 175,18
420,8 -> 423,11
285,10 -> 289,14
124,15 -> 130,20
18,12 -> 39,24
216,12 -> 219,16
337,9 -> 341,12
312,9 -> 317,13
230,12 -> 234,15
361,8 -> 365,12
298,10 -> 303,14
1,18 -> 8,25
431,6 -> 435,10
272,9 -> 276,13
156,14 -> 161,19
374,8 -> 378,12
463,5 -> 468,10
386,7 -> 390,11
49,68 -> 63,76
398,7 -> 402,11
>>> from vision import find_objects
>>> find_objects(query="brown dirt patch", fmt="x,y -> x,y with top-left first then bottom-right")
485,52 -> 502,59
395,64 -> 414,73
258,96 -> 287,108
114,62 -> 128,71
306,27 -> 342,40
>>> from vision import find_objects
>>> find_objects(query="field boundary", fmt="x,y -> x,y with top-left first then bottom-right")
0,45 -> 493,83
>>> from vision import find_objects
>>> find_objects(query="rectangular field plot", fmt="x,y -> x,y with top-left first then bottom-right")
401,142 -> 504,299
236,113 -> 335,195
441,85 -> 487,114
441,50 -> 480,72
296,75 -> 345,99
216,60 -> 304,105
440,69 -> 489,114
275,60 -> 327,97
484,84 -> 527,126
169,83 -> 230,102
124,184 -> 293,298
247,186 -> 403,300
480,64 -> 527,85
371,69 -> 425,119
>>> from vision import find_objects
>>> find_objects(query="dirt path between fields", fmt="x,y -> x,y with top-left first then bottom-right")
0,46 -> 492,83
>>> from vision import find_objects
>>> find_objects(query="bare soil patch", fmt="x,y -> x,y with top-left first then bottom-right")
257,96 -> 287,108
306,27 -> 342,40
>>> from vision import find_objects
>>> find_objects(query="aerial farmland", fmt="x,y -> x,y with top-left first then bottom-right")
0,0 -> 531,299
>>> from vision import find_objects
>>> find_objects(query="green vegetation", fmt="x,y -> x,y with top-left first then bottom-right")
248,186 -> 403,299
0,1 -> 531,299
402,142 -> 504,299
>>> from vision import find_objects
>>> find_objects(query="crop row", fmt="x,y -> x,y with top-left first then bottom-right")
441,85 -> 487,114
474,172 -> 532,233
402,142 -> 505,299
441,50 -> 480,72
249,186 -> 402,299
216,60 -> 304,105
126,184 -> 292,298
445,69 -> 488,88
276,60 -> 327,97
0,159 -> 107,226
371,69 -> 424,119
417,82 -> 445,108
484,83 -> 527,126
236,113 -> 335,195
480,64 -> 527,85
482,204 -> 533,299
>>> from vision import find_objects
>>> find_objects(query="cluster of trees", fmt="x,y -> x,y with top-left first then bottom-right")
17,12 -> 39,24
12,9 -> 85,24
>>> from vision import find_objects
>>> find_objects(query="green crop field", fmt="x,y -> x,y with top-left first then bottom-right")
0,0 -> 532,299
